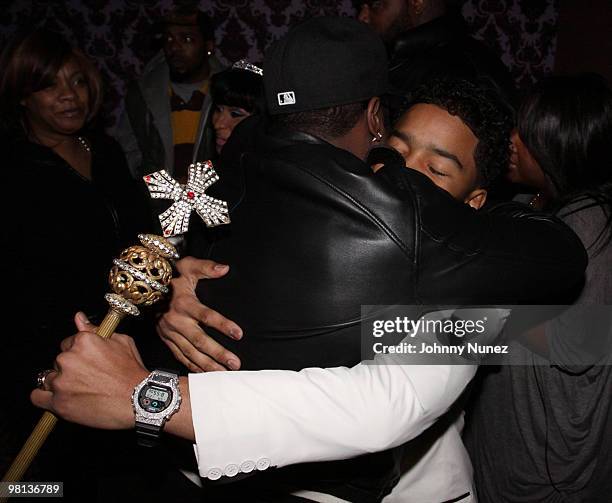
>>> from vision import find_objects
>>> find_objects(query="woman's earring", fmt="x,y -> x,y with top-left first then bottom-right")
371,131 -> 383,143
207,50 -> 212,56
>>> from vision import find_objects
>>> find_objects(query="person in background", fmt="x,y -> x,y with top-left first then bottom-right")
354,0 -> 516,109
210,60 -> 263,155
114,6 -> 224,183
0,28 -> 154,500
465,73 -> 612,503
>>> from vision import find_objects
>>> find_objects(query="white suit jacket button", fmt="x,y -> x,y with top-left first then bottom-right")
240,460 -> 256,473
224,464 -> 239,477
256,458 -> 271,471
206,467 -> 223,480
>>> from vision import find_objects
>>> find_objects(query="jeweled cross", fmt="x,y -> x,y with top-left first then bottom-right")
143,161 -> 230,237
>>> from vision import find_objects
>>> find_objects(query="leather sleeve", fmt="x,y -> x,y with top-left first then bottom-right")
376,163 -> 587,305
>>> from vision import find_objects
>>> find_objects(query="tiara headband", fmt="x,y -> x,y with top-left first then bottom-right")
232,59 -> 263,76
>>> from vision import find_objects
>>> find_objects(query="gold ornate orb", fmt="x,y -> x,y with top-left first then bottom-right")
108,235 -> 177,308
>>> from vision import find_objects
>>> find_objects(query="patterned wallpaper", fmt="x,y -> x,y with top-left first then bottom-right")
463,0 -> 558,90
0,0 -> 559,127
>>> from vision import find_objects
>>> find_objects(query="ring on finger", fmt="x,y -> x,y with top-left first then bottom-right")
36,369 -> 55,390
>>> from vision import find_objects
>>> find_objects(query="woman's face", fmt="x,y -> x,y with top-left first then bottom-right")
212,104 -> 251,153
507,130 -> 548,190
21,57 -> 90,139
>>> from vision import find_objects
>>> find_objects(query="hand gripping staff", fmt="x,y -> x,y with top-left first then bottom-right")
1,161 -> 230,492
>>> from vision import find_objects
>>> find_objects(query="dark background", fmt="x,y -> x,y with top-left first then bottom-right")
0,0 -> 609,127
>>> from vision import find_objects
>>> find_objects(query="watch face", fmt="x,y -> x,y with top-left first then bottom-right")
138,384 -> 172,413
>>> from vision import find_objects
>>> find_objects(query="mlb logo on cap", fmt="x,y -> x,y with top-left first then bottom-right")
277,91 -> 296,106
264,17 -> 387,115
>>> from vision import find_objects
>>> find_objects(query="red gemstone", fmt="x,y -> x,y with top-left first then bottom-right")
187,191 -> 195,199
144,176 -> 151,182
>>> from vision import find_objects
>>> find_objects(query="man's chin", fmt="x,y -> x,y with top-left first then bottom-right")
169,67 -> 207,84
169,68 -> 189,82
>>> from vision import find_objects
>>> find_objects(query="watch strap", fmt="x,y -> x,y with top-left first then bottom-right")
149,368 -> 180,384
135,420 -> 163,448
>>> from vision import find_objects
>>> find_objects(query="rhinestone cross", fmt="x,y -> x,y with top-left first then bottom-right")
143,161 -> 230,237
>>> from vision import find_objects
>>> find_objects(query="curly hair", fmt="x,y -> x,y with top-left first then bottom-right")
404,79 -> 514,187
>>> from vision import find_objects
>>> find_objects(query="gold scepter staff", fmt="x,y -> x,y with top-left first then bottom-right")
1,160 -> 230,491
1,234 -> 178,487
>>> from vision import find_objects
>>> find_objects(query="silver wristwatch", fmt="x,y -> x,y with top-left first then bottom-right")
132,369 -> 182,447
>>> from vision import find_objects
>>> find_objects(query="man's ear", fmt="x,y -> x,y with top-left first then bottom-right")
465,188 -> 487,210
366,96 -> 384,139
357,4 -> 371,24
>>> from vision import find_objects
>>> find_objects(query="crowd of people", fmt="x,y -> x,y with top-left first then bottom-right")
3,2 -> 611,503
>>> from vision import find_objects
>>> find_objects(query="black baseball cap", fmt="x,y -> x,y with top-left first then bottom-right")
264,16 -> 388,115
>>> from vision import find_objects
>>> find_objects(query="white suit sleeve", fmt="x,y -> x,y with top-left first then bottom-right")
188,308 -> 509,480
189,362 -> 476,479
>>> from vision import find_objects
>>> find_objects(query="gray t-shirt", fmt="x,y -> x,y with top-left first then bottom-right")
464,201 -> 612,503
171,80 -> 205,103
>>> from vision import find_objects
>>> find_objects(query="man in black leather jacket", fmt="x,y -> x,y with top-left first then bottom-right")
153,16 -> 589,503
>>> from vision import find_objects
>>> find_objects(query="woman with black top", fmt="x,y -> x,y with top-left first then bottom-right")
0,29 -> 154,500
466,74 -> 612,502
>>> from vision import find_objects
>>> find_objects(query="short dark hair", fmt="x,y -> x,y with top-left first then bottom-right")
406,78 -> 513,187
161,6 -> 214,41
0,29 -> 102,134
210,68 -> 263,114
271,101 -> 368,139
